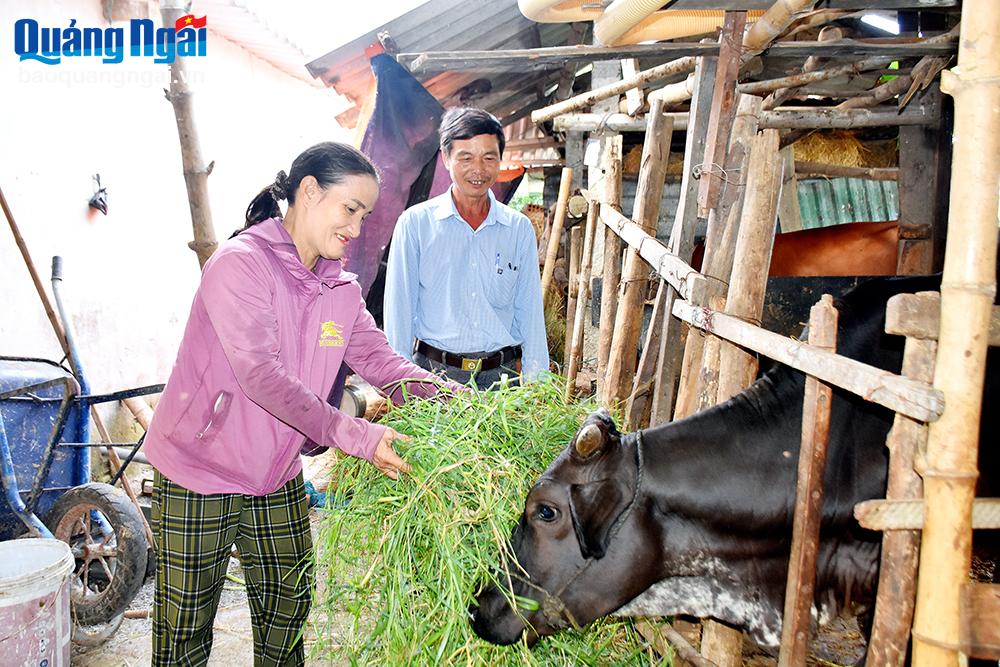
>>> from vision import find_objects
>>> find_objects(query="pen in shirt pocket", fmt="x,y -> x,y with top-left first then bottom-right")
495,252 -> 502,274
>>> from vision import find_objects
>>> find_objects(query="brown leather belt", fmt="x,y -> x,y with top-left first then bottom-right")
414,340 -> 522,372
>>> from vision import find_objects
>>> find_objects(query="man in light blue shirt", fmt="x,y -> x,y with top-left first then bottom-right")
383,107 -> 549,390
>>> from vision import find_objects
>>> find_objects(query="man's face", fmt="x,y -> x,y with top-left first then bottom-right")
443,133 -> 501,201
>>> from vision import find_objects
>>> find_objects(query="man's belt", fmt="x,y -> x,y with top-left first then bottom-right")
414,340 -> 522,373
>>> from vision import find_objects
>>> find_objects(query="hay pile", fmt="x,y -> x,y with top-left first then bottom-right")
793,130 -> 898,168
310,376 -> 651,665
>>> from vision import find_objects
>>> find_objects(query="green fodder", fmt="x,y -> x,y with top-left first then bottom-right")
310,375 -> 652,666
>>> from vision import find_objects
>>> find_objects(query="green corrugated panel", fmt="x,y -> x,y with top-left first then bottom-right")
795,177 -> 898,229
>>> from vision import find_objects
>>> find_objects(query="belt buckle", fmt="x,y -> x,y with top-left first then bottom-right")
461,357 -> 482,372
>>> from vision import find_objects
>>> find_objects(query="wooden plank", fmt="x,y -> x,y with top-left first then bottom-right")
778,298 -> 838,667
399,39 -> 957,73
697,11 -> 747,219
885,292 -> 1000,345
553,105 -> 938,132
897,84 -> 946,275
717,129 -> 783,403
634,619 -> 718,667
620,58 -> 644,116
961,584 -> 1000,659
701,620 -> 742,667
854,498 -> 1000,530
865,336 -> 934,667
605,102 -> 674,406
651,55 -> 718,426
778,147 -> 804,233
672,299 -> 945,423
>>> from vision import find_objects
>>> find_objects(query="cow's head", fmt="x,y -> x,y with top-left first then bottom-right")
470,409 -> 662,645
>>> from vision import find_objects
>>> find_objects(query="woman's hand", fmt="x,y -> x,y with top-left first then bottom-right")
372,428 -> 412,480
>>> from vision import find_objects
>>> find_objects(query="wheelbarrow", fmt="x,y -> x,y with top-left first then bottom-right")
0,257 -> 163,645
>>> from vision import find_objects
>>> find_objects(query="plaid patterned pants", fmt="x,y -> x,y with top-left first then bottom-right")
151,471 -> 313,666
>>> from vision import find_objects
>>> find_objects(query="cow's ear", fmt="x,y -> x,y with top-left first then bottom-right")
568,479 -> 630,559
570,409 -> 622,461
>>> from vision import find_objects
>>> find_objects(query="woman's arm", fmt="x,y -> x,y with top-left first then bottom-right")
199,248 -> 386,461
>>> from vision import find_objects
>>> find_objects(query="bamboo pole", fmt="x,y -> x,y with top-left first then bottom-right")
597,138 -> 623,407
604,102 -> 674,407
778,295 -> 838,667
716,129 -> 783,403
161,1 -> 217,267
531,56 -> 696,124
540,167 -> 573,306
563,225 -> 583,371
565,201 -> 600,402
912,1 -> 1000,664
552,105 -> 936,133
866,326 -> 935,667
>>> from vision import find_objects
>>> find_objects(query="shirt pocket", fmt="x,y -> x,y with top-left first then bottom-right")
486,252 -> 519,308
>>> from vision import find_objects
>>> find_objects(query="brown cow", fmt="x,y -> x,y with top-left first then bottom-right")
692,221 -> 899,277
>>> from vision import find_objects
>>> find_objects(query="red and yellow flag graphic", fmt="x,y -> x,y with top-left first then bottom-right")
174,14 -> 207,31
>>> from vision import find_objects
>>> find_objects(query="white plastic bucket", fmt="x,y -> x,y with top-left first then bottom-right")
0,538 -> 74,667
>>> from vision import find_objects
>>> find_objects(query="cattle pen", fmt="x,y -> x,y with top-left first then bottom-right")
489,2 -> 999,665
3,0 -> 999,665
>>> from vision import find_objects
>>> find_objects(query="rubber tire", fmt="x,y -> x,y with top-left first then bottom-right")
45,482 -> 148,625
71,611 -> 125,647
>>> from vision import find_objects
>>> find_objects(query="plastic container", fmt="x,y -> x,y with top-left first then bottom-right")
0,538 -> 74,666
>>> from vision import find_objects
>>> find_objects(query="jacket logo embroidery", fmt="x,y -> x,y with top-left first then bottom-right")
319,321 -> 345,347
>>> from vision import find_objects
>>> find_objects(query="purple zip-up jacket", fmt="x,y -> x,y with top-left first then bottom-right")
145,218 -> 444,495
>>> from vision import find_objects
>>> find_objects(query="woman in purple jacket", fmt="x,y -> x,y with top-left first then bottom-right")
144,142 -> 449,666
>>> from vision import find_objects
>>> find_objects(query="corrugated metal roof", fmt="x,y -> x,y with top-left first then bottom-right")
198,0 -> 325,87
305,0 -> 580,129
797,178 -> 899,229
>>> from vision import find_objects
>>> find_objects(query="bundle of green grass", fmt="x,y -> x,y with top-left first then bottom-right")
310,375 -> 653,665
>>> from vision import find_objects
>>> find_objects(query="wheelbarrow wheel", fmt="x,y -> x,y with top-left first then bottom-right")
46,482 -> 148,625
71,611 -> 125,647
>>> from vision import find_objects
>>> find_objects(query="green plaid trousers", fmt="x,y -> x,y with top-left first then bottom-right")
151,471 -> 313,666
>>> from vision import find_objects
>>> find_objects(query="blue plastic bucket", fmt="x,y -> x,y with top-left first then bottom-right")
0,538 -> 74,666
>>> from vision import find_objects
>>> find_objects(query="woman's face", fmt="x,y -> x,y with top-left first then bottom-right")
303,174 -> 379,262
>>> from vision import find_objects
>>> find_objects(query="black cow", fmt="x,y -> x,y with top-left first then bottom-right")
471,274 -> 997,650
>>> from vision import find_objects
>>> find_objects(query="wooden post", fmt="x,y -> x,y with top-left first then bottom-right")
620,59 -> 645,116
597,136 -> 624,406
866,318 -> 936,667
563,225 -> 583,371
912,2 -> 1000,664
674,97 -> 763,421
716,129 -> 783,403
604,101 -> 674,407
541,167 -> 573,305
778,295 -> 838,667
697,11 -> 747,219
625,280 -> 668,430
161,1 -> 217,267
777,146 -> 803,232
648,56 -> 718,425
565,201 -> 600,402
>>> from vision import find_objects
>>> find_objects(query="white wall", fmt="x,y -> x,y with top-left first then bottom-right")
0,2 -> 350,433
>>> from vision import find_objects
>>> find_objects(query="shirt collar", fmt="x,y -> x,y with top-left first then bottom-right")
432,186 -> 511,227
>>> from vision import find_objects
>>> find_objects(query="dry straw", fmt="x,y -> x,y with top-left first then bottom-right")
310,376 -> 653,665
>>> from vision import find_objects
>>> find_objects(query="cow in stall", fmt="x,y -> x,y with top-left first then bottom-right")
471,274 -> 998,653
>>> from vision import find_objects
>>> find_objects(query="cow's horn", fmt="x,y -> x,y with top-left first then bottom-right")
574,423 -> 603,458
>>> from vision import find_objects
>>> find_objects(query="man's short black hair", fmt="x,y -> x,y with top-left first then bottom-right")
439,107 -> 505,157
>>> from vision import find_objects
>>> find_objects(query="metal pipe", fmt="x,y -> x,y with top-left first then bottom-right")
50,256 -> 91,487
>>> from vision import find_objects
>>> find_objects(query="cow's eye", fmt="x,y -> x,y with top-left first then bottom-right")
535,504 -> 558,522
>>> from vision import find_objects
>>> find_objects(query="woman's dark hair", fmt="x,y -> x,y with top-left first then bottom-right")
438,107 -> 505,157
238,141 -> 378,235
